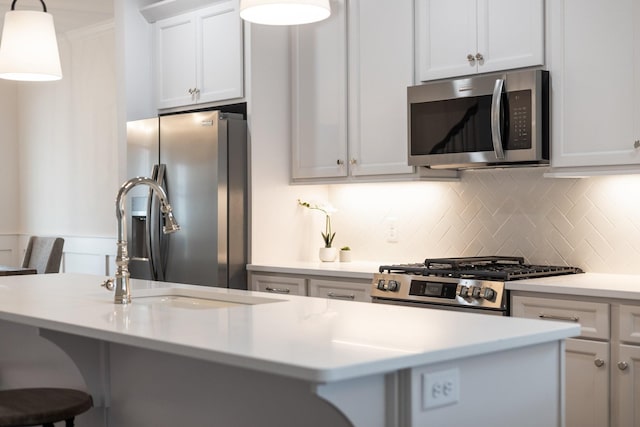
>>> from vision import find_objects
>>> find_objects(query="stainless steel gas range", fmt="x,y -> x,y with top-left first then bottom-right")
371,256 -> 583,316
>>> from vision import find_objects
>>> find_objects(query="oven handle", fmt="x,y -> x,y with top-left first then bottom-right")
491,78 -> 506,160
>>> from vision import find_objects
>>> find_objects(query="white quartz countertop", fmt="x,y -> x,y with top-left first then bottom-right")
247,261 -> 381,279
507,272 -> 640,300
0,273 -> 578,383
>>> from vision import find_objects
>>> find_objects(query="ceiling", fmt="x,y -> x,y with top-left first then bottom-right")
0,0 -> 113,33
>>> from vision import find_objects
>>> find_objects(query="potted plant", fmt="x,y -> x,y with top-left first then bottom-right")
339,246 -> 352,262
298,199 -> 337,262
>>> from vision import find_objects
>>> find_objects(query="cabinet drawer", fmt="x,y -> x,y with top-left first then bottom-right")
619,304 -> 640,344
250,274 -> 307,296
512,296 -> 609,340
308,279 -> 371,302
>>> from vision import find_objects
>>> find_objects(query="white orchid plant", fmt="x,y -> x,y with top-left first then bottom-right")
298,199 -> 336,248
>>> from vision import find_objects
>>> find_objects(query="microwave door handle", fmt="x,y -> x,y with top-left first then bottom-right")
491,78 -> 506,160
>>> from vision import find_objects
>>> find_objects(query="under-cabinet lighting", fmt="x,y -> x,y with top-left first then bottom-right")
0,0 -> 62,81
239,0 -> 331,26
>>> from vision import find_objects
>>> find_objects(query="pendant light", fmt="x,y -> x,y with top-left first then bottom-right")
0,0 -> 62,81
240,0 -> 331,26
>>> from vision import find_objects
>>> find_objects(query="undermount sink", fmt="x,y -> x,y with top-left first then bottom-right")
133,287 -> 282,309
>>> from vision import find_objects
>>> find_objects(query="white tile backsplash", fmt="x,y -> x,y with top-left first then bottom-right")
327,167 -> 640,274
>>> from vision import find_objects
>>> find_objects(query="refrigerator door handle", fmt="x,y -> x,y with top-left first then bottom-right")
146,164 -> 159,280
154,164 -> 168,281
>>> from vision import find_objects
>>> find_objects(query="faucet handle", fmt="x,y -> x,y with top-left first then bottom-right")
101,278 -> 115,291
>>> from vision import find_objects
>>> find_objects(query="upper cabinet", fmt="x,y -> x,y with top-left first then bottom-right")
154,0 -> 244,110
291,0 -> 415,181
415,0 -> 544,81
547,0 -> 640,171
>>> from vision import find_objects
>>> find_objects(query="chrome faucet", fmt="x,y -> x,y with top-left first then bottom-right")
102,177 -> 180,304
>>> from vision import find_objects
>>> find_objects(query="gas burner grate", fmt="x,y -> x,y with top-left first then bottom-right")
379,256 -> 583,281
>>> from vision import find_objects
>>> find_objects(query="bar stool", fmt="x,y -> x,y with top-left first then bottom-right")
0,388 -> 92,427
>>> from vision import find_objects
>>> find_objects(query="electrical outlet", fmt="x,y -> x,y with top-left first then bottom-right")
386,219 -> 398,243
421,368 -> 460,410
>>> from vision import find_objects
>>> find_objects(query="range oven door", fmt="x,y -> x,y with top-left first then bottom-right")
372,297 -> 507,316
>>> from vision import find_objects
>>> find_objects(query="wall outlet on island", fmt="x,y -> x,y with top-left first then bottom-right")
421,368 -> 460,410
385,218 -> 399,243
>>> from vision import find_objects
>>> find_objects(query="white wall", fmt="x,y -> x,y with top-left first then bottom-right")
247,24 -> 329,264
5,21 -> 119,272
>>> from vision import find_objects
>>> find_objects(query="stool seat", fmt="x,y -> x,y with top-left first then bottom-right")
0,388 -> 92,427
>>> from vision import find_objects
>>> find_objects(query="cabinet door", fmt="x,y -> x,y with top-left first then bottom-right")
308,278 -> 371,302
347,0 -> 414,177
155,14 -> 197,109
565,338 -> 610,427
476,0 -> 544,73
291,0 -> 348,179
616,344 -> 640,427
415,0 -> 477,81
197,1 -> 244,104
549,0 -> 640,168
250,274 -> 307,296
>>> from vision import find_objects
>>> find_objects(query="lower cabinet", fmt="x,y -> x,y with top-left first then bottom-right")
249,272 -> 372,302
512,293 -> 640,427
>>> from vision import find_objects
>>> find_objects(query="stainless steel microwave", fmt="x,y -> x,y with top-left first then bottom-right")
407,69 -> 549,169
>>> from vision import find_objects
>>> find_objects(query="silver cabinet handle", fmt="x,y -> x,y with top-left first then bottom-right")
618,361 -> 629,371
538,313 -> 580,322
594,359 -> 605,368
491,78 -> 506,160
475,53 -> 484,61
467,53 -> 475,64
349,158 -> 357,165
634,140 -> 640,149
327,292 -> 355,300
265,286 -> 291,294
336,159 -> 344,165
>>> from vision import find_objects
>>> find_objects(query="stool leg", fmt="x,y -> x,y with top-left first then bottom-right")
43,424 -> 55,427
65,418 -> 76,426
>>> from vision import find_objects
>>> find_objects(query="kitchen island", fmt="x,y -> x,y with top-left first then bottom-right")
0,273 -> 578,427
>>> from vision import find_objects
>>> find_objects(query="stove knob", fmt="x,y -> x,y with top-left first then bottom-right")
387,280 -> 399,292
377,279 -> 386,290
459,286 -> 470,298
471,286 -> 482,298
483,288 -> 497,301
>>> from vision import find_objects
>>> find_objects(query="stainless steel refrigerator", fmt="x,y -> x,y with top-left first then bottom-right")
126,110 -> 247,289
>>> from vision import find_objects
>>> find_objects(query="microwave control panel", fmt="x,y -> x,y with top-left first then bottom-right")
507,90 -> 532,149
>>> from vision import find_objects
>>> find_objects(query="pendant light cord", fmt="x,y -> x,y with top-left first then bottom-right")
10,0 -> 48,13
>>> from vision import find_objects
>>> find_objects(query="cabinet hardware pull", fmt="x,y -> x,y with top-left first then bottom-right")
475,53 -> 484,61
634,140 -> 640,149
618,361 -> 629,371
538,313 -> 579,322
466,53 -> 475,64
594,359 -> 605,368
265,286 -> 291,294
349,158 -> 357,165
336,159 -> 344,165
327,292 -> 355,300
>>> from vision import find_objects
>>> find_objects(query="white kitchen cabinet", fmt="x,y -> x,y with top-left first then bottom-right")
415,0 -> 544,81
547,0 -> 640,170
512,294 -> 610,427
249,272 -> 371,301
291,0 -> 414,181
155,0 -> 243,110
250,273 -> 307,296
308,278 -> 371,302
614,304 -> 640,427
512,294 -> 640,427
565,338 -> 610,427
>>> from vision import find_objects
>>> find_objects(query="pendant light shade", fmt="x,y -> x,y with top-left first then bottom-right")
240,0 -> 331,26
0,0 -> 62,81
